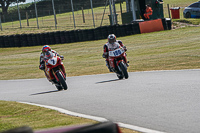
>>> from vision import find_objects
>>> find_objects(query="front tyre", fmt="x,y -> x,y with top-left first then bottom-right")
56,71 -> 68,90
117,74 -> 123,79
119,62 -> 129,79
56,85 -> 63,91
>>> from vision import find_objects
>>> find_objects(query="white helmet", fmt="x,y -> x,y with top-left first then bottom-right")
108,34 -> 116,44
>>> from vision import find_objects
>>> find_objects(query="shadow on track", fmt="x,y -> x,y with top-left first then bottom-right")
30,90 -> 60,96
96,79 -> 123,84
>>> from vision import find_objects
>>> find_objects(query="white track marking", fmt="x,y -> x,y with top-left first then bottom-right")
20,102 -> 166,133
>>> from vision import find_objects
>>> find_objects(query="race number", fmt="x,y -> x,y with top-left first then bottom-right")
48,58 -> 57,65
109,48 -> 125,57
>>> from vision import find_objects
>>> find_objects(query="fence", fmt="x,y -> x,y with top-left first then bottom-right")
0,18 -> 172,47
0,0 -> 179,32
0,0 -> 127,31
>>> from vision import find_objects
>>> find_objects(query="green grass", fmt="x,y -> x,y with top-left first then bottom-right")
0,101 -> 138,133
0,100 -> 96,131
0,26 -> 200,80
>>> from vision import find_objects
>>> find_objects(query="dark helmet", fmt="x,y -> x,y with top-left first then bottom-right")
42,45 -> 51,53
108,34 -> 116,44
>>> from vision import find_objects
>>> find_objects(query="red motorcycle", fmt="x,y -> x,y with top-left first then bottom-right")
108,47 -> 129,79
44,51 -> 68,91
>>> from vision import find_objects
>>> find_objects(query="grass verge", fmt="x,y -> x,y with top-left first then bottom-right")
0,100 -> 138,133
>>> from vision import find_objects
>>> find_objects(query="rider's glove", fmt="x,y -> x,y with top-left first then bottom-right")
123,46 -> 127,51
60,55 -> 64,60
102,52 -> 108,58
39,64 -> 45,70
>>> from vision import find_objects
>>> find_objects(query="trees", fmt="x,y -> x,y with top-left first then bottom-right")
0,0 -> 26,14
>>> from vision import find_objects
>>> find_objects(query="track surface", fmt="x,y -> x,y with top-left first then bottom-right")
1,69 -> 200,133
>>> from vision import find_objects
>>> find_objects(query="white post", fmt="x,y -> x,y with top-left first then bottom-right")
112,0 -> 117,25
71,0 -> 76,28
109,0 -> 113,25
52,0 -> 57,29
131,0 -> 136,20
34,0 -> 39,29
90,0 -> 95,28
17,0 -> 22,29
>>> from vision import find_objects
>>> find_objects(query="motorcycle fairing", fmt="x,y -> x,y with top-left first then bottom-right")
44,54 -> 66,81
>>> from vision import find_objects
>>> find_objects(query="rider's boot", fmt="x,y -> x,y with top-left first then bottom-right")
126,61 -> 129,67
106,65 -> 112,72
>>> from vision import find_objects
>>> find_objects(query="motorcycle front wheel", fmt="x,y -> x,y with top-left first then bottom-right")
56,71 -> 68,90
119,62 -> 129,79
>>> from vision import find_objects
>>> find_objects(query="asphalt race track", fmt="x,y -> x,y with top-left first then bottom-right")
0,69 -> 200,133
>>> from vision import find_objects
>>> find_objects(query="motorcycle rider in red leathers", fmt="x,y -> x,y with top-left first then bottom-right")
102,34 -> 127,72
39,45 -> 64,70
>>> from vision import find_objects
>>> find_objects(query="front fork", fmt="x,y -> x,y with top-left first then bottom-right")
52,68 -> 66,84
117,60 -> 128,73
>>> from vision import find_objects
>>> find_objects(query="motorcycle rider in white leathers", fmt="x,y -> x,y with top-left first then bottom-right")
102,34 -> 127,71
39,45 -> 64,70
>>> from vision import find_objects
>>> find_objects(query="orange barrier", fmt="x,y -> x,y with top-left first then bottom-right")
139,19 -> 164,33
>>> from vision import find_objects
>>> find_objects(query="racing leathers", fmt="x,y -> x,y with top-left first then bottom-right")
39,50 -> 64,70
102,40 -> 127,71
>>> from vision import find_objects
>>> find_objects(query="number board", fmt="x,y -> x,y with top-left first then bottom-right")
109,48 -> 125,57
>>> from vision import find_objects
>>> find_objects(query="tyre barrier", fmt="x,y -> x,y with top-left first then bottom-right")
166,18 -> 172,30
69,30 -> 76,43
20,34 -> 28,47
36,33 -> 42,46
124,24 -> 133,35
60,31 -> 66,44
31,34 -> 37,46
161,18 -> 172,30
8,35 -> 15,47
0,18 -> 171,48
27,34 -> 33,46
0,36 -> 5,47
132,23 -> 140,35
76,30 -> 85,42
162,18 -> 167,30
14,35 -> 21,47
74,30 -> 80,42
100,26 -> 108,39
107,25 -> 114,35
64,31 -> 71,43
94,27 -> 102,40
4,35 -> 10,47
115,25 -> 122,37
54,31 -> 61,44
87,29 -> 95,41
44,32 -> 50,45
49,32 -> 56,45
119,24 -> 127,37
39,33 -> 46,45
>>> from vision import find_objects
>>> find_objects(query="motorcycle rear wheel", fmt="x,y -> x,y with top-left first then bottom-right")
119,62 -> 129,79
56,72 -> 68,90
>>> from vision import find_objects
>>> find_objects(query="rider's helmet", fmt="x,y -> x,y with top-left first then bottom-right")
42,45 -> 51,54
108,34 -> 116,45
44,51 -> 53,60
